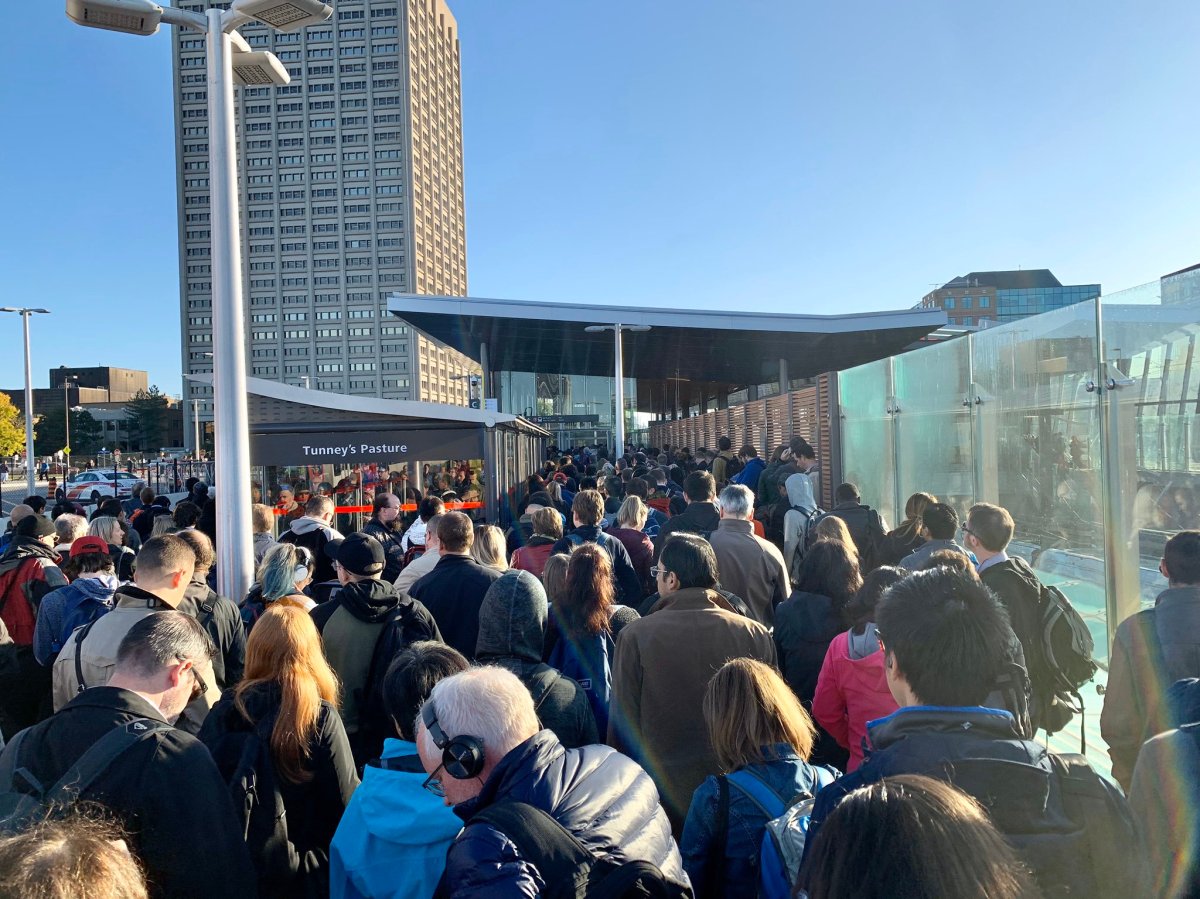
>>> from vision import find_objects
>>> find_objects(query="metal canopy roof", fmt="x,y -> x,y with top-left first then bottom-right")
386,294 -> 947,386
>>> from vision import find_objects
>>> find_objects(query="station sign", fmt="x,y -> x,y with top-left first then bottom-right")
251,428 -> 484,466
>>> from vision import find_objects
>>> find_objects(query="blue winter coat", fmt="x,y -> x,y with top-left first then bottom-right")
731,457 -> 767,489
329,738 -> 461,899
680,744 -> 838,899
438,730 -> 687,899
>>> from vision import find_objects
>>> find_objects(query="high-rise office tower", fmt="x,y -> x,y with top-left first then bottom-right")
174,0 -> 474,447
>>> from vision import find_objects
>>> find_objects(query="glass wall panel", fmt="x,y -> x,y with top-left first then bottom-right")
892,336 -> 973,520
837,359 -> 897,529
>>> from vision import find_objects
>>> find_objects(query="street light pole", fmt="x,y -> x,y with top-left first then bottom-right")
69,0 -> 331,599
584,323 -> 650,461
193,398 -> 202,458
1,307 -> 50,496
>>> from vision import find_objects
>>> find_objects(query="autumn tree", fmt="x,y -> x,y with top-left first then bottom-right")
0,393 -> 24,457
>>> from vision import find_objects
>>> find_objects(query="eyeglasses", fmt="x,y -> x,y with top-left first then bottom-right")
188,665 -> 208,703
959,524 -> 976,538
422,762 -> 446,798
650,566 -> 669,579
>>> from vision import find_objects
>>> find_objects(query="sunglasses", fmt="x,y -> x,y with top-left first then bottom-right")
422,762 -> 446,798
188,665 -> 208,703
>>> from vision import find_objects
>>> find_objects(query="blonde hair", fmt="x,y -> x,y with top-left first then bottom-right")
530,507 -> 563,540
0,812 -> 148,899
616,495 -> 648,530
150,514 -> 177,538
704,658 -> 816,771
87,515 -> 121,546
470,525 -> 509,571
251,503 -> 275,534
814,516 -> 859,562
541,553 -> 571,605
235,606 -> 340,784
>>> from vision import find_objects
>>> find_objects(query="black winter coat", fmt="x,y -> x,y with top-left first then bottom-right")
653,502 -> 721,558
409,554 -> 502,661
362,518 -> 407,583
437,730 -> 687,898
180,578 -> 246,690
198,681 -> 360,891
5,686 -> 257,899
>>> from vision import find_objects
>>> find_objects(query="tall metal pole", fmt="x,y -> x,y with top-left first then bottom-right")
193,399 -> 201,458
63,381 -> 71,474
207,9 -> 254,599
613,324 -> 625,460
20,312 -> 36,497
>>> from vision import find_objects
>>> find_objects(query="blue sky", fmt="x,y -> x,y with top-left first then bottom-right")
1,1 -> 1198,397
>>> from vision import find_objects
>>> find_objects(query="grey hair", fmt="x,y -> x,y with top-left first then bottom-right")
416,666 -> 539,764
719,484 -> 754,519
56,514 -> 88,544
87,515 -> 123,545
115,611 -> 215,678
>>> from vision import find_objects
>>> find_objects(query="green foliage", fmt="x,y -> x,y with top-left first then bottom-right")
124,386 -> 171,452
0,393 -> 24,457
36,406 -> 102,456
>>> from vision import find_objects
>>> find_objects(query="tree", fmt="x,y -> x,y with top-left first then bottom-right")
0,393 -> 24,457
124,386 -> 171,452
36,406 -> 102,456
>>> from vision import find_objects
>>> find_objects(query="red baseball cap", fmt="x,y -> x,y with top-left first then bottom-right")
70,536 -> 111,558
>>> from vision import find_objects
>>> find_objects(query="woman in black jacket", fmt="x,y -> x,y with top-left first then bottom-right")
773,538 -> 862,769
199,605 -> 359,898
876,492 -> 936,566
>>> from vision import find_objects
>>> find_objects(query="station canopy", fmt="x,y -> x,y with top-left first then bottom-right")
386,294 -> 947,396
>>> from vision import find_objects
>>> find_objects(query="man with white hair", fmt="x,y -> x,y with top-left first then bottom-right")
417,666 -> 688,897
709,484 -> 790,627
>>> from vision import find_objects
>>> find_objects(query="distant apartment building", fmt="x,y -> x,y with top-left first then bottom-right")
920,270 -> 1101,327
1161,262 -> 1200,306
174,0 -> 477,446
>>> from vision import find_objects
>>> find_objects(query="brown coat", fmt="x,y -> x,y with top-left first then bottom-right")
607,586 -> 777,832
709,517 -> 790,627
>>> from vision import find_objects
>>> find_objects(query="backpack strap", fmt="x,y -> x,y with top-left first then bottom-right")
73,617 -> 101,694
469,800 -> 594,889
0,728 -> 42,795
45,718 -> 171,805
726,768 -> 788,819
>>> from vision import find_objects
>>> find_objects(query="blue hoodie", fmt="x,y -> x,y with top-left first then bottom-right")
32,574 -> 119,666
329,738 -> 461,899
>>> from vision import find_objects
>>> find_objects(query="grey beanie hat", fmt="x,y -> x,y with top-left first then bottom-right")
476,569 -> 548,663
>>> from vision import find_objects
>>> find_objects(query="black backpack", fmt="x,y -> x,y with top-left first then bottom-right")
356,602 -> 440,755
204,714 -> 301,897
0,718 -> 170,834
460,801 -> 690,899
1037,582 -> 1098,737
723,455 -> 745,481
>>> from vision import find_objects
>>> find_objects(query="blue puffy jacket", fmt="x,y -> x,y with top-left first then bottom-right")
438,730 -> 687,898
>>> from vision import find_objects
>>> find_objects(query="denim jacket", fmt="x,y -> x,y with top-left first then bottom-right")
680,744 -> 839,899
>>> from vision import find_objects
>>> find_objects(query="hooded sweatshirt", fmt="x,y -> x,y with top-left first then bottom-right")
475,570 -> 599,749
783,470 -> 820,569
329,738 -> 467,899
811,622 -> 899,771
280,516 -> 342,583
32,573 -> 119,666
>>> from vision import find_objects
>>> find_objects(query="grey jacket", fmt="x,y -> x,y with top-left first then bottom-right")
898,538 -> 970,571
709,518 -> 789,627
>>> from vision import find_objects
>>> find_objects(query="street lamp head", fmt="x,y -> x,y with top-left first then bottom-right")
0,307 -> 50,315
231,50 -> 291,86
230,0 -> 332,32
66,0 -> 162,36
624,325 -> 651,332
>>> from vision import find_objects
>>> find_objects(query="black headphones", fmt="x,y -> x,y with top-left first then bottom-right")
421,700 -> 485,780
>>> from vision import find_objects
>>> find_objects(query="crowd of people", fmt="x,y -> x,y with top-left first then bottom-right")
0,436 -> 1197,898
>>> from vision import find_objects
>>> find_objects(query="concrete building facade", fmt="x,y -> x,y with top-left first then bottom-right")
174,0 -> 476,448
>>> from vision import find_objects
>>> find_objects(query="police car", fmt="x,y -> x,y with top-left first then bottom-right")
64,470 -> 146,504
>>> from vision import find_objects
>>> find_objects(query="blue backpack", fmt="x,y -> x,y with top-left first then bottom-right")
52,585 -> 114,657
547,629 -> 614,736
719,766 -> 838,899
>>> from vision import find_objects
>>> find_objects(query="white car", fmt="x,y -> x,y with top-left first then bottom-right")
64,470 -> 146,504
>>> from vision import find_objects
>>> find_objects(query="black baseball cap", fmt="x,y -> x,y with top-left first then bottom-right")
324,532 -> 385,577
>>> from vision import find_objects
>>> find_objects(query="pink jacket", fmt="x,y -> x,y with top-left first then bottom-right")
811,627 -> 899,771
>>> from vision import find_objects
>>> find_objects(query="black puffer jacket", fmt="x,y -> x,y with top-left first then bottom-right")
362,517 -> 407,582
439,730 -> 687,898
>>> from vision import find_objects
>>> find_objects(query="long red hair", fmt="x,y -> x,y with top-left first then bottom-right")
234,605 -> 340,784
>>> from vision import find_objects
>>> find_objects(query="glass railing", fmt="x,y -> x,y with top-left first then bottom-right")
836,280 -> 1200,767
